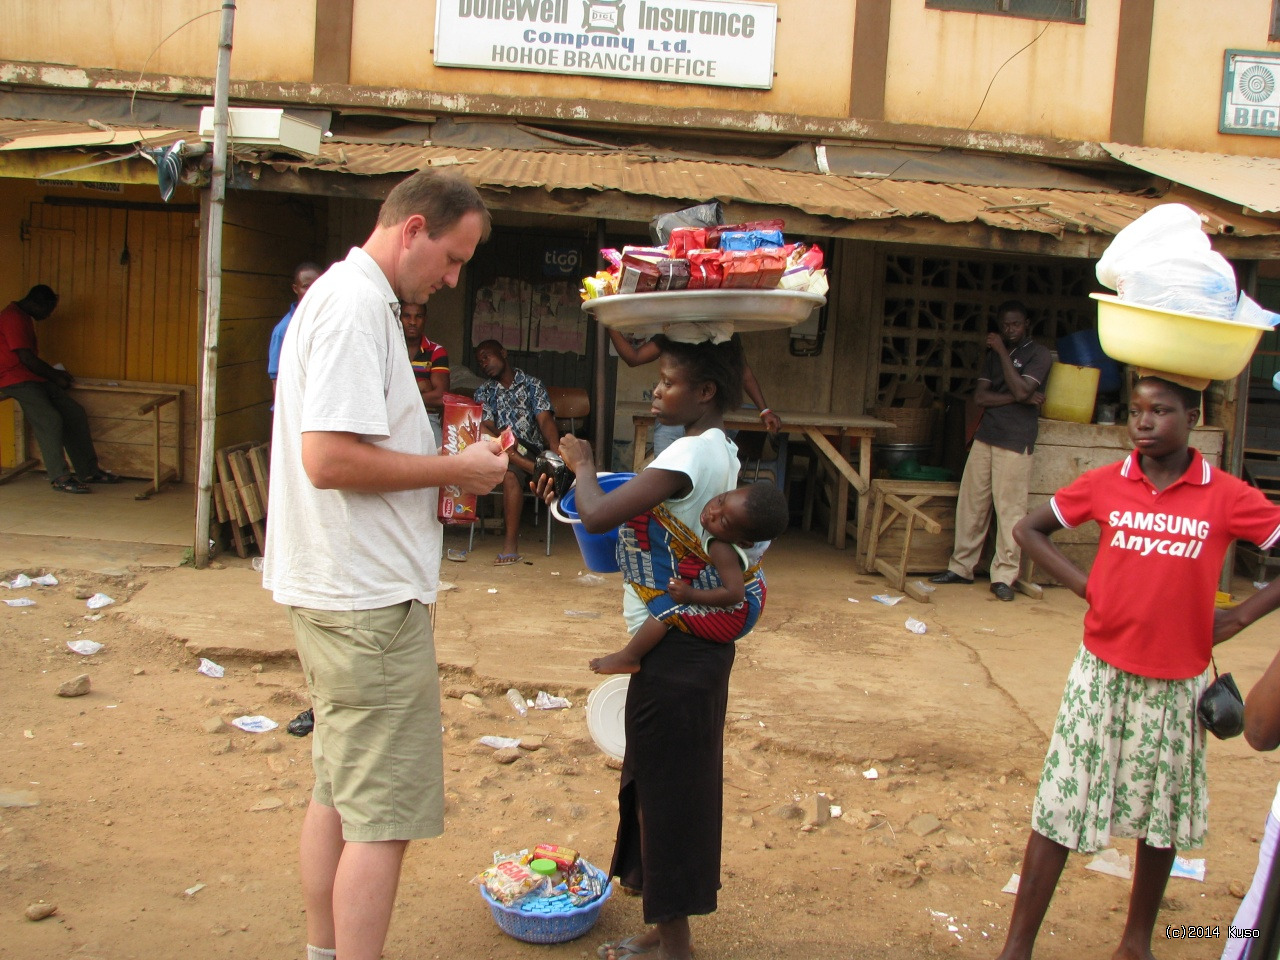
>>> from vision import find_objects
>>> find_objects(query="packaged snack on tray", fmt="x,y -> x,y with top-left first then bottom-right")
686,249 -> 724,290
721,249 -> 787,289
668,227 -> 708,258
618,254 -> 661,294
532,842 -> 580,873
438,393 -> 484,525
580,271 -> 615,301
718,229 -> 785,251
707,219 -> 785,248
655,258 -> 691,291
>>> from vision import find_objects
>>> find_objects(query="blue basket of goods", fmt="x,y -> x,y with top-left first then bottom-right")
480,859 -> 613,944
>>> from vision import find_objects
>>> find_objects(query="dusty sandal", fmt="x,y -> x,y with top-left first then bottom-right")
493,553 -> 523,566
81,470 -> 123,484
51,475 -> 90,494
446,548 -> 468,563
596,936 -> 655,959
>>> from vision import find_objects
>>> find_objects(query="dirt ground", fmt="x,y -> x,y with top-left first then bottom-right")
1,522 -> 1278,960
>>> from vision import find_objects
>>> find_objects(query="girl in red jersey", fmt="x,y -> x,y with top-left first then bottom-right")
995,376 -> 1280,960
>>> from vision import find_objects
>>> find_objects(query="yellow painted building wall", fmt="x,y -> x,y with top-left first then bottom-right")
1146,0 -> 1280,152
0,0 -> 313,83
883,1 -> 1118,143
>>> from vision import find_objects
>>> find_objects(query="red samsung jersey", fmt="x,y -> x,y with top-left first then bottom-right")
1051,449 -> 1280,679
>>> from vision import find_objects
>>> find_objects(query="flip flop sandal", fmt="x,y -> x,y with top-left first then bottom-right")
446,548 -> 468,563
596,936 -> 655,959
82,471 -> 124,484
51,475 -> 91,494
493,553 -> 523,566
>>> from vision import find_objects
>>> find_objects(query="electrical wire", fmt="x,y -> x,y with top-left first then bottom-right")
874,13 -> 1056,182
127,8 -> 223,142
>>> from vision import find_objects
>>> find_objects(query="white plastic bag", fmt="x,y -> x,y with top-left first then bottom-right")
1096,204 -> 1237,319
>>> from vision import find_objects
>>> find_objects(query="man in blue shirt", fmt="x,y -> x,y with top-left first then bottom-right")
473,339 -> 560,564
268,262 -> 322,400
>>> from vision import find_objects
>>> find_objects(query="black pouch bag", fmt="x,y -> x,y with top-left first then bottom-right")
534,451 -> 573,501
1197,658 -> 1245,740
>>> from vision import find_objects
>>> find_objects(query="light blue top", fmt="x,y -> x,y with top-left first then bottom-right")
267,303 -> 297,381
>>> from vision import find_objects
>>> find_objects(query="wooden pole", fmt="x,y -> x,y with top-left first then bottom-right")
194,1 -> 235,568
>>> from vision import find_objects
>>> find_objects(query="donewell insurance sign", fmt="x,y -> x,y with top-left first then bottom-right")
435,0 -> 777,89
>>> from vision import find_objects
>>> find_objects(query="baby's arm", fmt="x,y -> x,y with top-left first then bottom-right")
667,539 -> 747,608
1013,502 -> 1086,599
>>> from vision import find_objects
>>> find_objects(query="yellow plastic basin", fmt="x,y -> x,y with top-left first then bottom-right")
1091,293 -> 1266,382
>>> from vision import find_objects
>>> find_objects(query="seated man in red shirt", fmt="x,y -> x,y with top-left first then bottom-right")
0,285 -> 121,493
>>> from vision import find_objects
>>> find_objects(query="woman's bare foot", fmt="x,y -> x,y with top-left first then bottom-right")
589,651 -> 641,674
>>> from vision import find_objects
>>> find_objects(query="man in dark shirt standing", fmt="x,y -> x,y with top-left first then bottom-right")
931,301 -> 1051,601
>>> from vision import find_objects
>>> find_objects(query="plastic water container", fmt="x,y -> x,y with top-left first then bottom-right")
551,472 -> 636,573
1056,328 -> 1122,394
1042,363 -> 1100,424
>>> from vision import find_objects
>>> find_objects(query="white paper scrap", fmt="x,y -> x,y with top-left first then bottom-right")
33,574 -> 58,586
1171,857 -> 1206,882
86,593 -> 115,610
534,691 -> 571,710
67,639 -> 104,655
1002,873 -> 1020,895
5,574 -> 32,589
871,594 -> 905,606
4,597 -> 35,607
478,735 -> 522,749
862,767 -> 879,780
231,715 -> 278,733
829,805 -> 843,818
197,658 -> 225,679
1085,848 -> 1133,880
184,882 -> 205,896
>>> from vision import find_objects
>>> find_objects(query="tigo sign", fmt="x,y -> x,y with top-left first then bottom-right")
436,0 -> 777,89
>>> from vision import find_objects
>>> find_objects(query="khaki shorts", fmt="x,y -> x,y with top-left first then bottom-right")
290,600 -> 443,842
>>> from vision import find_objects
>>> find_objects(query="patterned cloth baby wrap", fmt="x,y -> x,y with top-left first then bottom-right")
616,502 -> 765,643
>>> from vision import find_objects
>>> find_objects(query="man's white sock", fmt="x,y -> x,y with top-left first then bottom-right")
306,946 -> 337,960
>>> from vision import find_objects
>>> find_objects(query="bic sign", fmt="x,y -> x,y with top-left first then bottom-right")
543,247 -> 581,277
1222,50 -> 1280,137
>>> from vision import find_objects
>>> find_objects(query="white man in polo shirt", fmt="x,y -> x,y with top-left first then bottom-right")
263,170 -> 508,960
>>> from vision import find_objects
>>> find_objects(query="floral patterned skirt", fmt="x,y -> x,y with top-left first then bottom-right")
1031,645 -> 1210,853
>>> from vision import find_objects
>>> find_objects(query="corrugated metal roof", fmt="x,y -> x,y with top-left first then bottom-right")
2,117 -> 1273,243
258,140 -> 1274,240
1103,143 -> 1280,215
0,118 -> 183,150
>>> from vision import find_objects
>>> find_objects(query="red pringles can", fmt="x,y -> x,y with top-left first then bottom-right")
438,393 -> 483,525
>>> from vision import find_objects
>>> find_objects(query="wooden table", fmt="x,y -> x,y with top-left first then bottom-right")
69,382 -> 184,500
617,402 -> 893,550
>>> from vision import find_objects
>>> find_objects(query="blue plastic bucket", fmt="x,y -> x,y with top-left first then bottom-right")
1057,328 -> 1121,394
551,472 -> 636,573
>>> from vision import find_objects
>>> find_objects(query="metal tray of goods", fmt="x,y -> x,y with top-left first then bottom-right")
582,289 -> 825,333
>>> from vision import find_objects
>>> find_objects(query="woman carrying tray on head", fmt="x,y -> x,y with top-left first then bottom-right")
537,330 -> 744,960
606,326 -> 781,454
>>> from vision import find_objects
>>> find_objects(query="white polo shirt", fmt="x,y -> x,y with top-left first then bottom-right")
264,247 -> 442,610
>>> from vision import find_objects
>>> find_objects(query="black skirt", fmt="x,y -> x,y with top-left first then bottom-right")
609,628 -> 735,924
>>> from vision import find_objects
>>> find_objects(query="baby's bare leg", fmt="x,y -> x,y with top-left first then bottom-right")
590,617 -> 666,674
